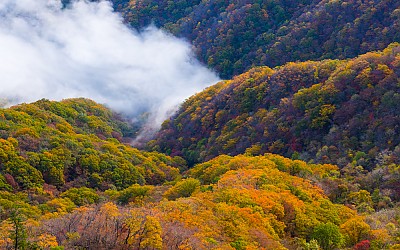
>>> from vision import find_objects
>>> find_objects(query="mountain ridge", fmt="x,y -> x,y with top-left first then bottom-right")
116,0 -> 400,78
150,44 -> 400,205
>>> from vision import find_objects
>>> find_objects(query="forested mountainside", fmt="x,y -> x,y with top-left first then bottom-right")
152,44 -> 400,201
1,1 -> 400,249
2,148 -> 395,249
153,44 -> 400,166
0,98 -> 185,190
114,0 -> 400,78
1,99 -> 398,249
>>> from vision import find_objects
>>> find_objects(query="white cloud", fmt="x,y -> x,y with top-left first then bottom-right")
0,0 -> 219,137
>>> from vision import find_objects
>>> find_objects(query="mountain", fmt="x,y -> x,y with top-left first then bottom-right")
151,44 -> 400,200
0,98 -> 185,191
0,98 -> 371,249
116,0 -> 400,78
0,100 -> 396,249
1,1 -> 400,249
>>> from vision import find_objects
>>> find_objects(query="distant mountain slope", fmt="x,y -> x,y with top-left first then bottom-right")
0,98 -> 184,191
116,0 -> 400,78
152,44 -> 400,171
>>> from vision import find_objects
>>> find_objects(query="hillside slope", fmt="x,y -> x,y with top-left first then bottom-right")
0,101 -> 397,249
152,44 -> 400,174
2,153 -> 385,249
0,99 -> 373,248
117,0 -> 400,78
0,98 -> 185,191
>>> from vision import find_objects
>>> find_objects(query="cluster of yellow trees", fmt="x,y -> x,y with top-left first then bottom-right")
1,153 -> 398,249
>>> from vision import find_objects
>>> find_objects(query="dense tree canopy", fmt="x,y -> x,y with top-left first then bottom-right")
152,44 -> 400,204
153,45 -> 400,163
1,2 -> 400,248
2,153 -> 386,249
0,98 -> 184,191
115,0 -> 400,78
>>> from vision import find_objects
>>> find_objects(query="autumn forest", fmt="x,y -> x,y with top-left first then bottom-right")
1,0 -> 400,249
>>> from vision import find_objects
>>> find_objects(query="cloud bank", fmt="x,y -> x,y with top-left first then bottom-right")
0,0 -> 219,137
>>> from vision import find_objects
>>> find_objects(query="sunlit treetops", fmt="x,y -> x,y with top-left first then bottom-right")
0,98 -> 185,191
1,153 -> 384,249
153,44 -> 400,173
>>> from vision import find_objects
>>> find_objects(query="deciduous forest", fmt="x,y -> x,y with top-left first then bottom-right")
1,0 -> 400,249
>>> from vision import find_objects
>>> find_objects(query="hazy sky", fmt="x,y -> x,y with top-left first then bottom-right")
0,0 -> 219,133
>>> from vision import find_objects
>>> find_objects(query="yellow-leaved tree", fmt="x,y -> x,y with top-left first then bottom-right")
140,216 -> 163,250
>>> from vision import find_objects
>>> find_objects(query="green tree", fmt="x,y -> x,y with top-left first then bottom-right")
9,210 -> 28,250
60,187 -> 99,206
163,178 -> 200,200
117,184 -> 152,204
311,222 -> 343,250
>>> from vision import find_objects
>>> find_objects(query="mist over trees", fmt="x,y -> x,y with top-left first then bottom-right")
0,0 -> 400,249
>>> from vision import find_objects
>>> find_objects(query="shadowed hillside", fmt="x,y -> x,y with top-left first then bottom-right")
116,0 -> 400,78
